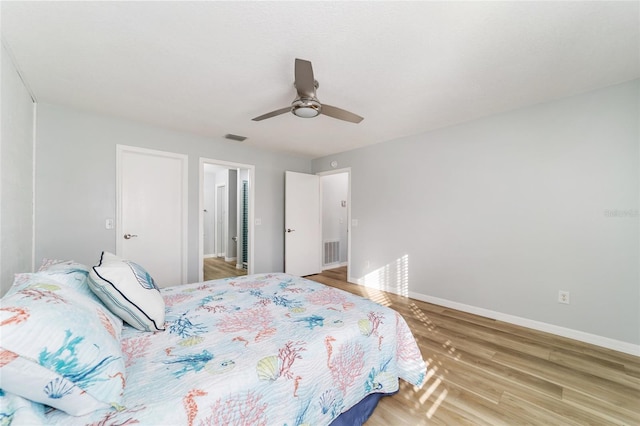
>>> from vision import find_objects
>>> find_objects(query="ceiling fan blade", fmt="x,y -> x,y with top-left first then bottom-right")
252,107 -> 291,121
320,104 -> 364,123
295,58 -> 316,98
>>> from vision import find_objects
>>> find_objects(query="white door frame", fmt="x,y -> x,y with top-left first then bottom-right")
199,157 -> 255,281
116,144 -> 188,285
317,167 -> 352,281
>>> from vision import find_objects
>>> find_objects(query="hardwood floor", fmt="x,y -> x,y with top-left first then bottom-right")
203,257 -> 247,281
307,267 -> 640,425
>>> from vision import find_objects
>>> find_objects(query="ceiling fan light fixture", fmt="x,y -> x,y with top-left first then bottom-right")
291,98 -> 321,118
252,59 -> 362,123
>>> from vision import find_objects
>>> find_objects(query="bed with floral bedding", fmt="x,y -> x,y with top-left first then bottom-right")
0,255 -> 426,425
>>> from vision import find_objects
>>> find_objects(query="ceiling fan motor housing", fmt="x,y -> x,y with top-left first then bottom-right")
291,97 -> 321,118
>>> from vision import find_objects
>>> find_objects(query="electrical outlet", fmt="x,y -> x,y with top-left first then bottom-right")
558,290 -> 570,304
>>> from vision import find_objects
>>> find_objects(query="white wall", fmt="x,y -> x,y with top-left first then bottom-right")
1,44 -> 34,296
34,103 -> 310,283
313,80 -> 640,353
322,173 -> 348,264
214,168 -> 228,256
203,166 -> 217,255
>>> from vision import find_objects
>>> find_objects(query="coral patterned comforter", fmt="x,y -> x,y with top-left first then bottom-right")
40,273 -> 425,425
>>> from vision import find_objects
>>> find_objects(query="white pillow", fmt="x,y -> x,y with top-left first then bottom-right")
88,252 -> 165,331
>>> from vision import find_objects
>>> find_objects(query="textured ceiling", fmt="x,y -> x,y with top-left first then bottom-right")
2,1 -> 638,159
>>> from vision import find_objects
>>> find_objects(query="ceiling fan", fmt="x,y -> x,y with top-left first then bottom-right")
252,58 -> 364,124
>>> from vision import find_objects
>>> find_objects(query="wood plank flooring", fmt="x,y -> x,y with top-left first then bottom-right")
203,257 -> 247,281
306,267 -> 640,425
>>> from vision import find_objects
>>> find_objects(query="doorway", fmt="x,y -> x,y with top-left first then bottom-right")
283,169 -> 351,278
199,158 -> 255,282
284,171 -> 322,276
319,169 -> 351,278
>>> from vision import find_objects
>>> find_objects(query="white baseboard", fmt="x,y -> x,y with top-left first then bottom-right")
349,277 -> 639,357
203,254 -> 216,259
236,264 -> 244,270
323,261 -> 347,271
225,256 -> 237,262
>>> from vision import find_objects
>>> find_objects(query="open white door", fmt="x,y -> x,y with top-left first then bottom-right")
285,171 -> 321,276
117,145 -> 188,288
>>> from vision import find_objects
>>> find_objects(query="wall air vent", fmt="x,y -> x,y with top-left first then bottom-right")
225,134 -> 247,142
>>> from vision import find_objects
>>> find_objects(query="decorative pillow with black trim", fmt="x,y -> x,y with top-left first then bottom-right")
88,252 -> 165,332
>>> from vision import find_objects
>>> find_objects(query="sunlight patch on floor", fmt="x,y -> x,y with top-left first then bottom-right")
420,378 -> 441,405
427,388 -> 448,419
407,302 -> 455,419
364,291 -> 392,307
353,256 -> 455,420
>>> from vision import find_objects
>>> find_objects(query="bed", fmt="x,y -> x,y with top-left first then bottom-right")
0,256 -> 426,425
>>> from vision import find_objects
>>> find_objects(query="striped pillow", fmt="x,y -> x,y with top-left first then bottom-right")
88,252 -> 165,332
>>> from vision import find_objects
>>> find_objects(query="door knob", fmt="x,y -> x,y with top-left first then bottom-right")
124,233 -> 138,239
286,228 -> 296,233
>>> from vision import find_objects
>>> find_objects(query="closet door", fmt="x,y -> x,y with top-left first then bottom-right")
117,145 -> 187,287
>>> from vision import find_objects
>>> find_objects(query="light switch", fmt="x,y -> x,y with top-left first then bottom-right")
105,219 -> 114,230
255,218 -> 262,226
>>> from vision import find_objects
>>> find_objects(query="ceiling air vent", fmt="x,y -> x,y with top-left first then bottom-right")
225,134 -> 247,142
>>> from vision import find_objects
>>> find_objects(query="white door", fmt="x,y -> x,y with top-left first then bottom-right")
285,171 -> 321,276
117,145 -> 187,288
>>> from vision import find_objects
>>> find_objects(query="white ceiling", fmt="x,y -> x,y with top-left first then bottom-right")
2,1 -> 638,159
